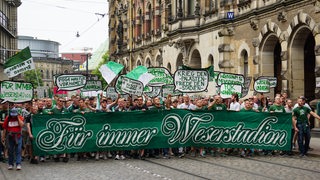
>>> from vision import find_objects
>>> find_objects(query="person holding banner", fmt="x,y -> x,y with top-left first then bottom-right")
229,93 -> 241,111
2,107 -> 24,170
177,95 -> 196,110
51,98 -> 69,162
208,95 -> 227,111
268,96 -> 286,113
292,96 -> 320,157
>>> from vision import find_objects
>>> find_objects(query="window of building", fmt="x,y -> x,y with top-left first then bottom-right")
187,0 -> 195,16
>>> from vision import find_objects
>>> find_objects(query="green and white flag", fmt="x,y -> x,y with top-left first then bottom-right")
4,47 -> 35,78
99,61 -> 124,84
126,66 -> 154,87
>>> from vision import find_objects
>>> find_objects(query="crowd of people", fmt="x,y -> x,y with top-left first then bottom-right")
0,92 -> 318,171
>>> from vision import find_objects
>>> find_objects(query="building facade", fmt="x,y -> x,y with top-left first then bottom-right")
0,0 -> 21,80
17,36 -> 74,88
109,0 -> 320,100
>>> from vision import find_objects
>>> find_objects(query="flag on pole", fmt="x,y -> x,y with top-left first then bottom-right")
99,61 -> 124,84
126,66 -> 154,87
4,47 -> 35,78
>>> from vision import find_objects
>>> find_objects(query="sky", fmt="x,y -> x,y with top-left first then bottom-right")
18,0 -> 108,53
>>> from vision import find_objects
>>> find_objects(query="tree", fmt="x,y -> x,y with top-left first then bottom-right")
92,51 -> 109,88
23,69 -> 43,89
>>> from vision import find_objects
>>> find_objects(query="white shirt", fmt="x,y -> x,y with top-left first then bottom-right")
293,103 -> 311,110
177,103 -> 197,110
229,102 -> 241,111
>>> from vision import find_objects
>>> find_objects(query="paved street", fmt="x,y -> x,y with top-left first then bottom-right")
0,151 -> 320,180
1,134 -> 320,180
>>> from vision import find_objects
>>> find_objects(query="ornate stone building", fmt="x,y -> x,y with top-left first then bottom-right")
0,0 -> 21,80
109,0 -> 320,100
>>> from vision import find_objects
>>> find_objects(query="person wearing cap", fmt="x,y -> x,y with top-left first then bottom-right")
1,107 -> 24,170
292,96 -> 320,157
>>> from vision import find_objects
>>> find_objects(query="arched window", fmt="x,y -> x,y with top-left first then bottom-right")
146,4 -> 152,37
187,0 -> 195,17
46,70 -> 49,79
146,58 -> 152,67
241,50 -> 248,77
40,70 -> 44,78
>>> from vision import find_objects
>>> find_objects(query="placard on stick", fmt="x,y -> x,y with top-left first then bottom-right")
121,77 -> 144,96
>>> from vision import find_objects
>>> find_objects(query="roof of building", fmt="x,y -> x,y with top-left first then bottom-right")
80,40 -> 108,71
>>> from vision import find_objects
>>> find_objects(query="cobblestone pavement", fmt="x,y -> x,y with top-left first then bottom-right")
0,154 -> 320,180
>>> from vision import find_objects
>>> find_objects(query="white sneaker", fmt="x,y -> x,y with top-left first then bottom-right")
95,153 -> 99,161
107,152 -> 112,158
40,157 -> 45,162
8,165 -> 13,170
115,155 -> 120,160
16,164 -> 21,170
103,154 -> 107,160
120,155 -> 126,160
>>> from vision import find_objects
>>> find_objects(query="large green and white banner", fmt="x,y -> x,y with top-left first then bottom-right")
32,110 -> 292,155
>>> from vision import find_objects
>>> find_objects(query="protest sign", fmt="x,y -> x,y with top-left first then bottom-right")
148,67 -> 173,86
121,77 -> 144,96
81,80 -> 102,92
220,84 -> 242,99
0,81 -> 33,103
217,72 -> 245,86
242,77 -> 252,98
144,86 -> 161,98
174,70 -> 209,93
162,84 -> 183,97
254,79 -> 270,93
106,87 -> 118,100
257,76 -> 277,88
55,74 -> 86,91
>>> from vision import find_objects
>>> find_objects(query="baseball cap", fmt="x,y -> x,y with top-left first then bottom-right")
10,107 -> 19,116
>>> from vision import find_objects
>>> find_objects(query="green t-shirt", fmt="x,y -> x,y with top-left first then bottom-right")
240,108 -> 255,112
73,107 -> 91,114
42,107 -> 53,114
268,105 -> 285,113
210,104 -> 227,111
51,106 -> 68,114
293,106 -> 311,123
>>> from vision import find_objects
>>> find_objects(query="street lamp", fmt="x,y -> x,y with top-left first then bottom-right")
81,47 -> 92,75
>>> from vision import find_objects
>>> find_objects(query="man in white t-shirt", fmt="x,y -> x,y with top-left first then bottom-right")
177,95 -> 196,110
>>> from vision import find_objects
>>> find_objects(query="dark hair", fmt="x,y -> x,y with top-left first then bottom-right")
232,93 -> 239,101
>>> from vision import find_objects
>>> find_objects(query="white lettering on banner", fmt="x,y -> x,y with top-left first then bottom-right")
162,113 -> 287,147
36,116 -> 93,151
96,125 -> 158,147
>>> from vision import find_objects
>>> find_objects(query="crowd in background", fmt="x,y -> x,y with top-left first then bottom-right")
0,91 -> 319,170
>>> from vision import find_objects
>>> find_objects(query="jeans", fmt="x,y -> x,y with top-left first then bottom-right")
7,134 -> 22,166
297,123 -> 311,155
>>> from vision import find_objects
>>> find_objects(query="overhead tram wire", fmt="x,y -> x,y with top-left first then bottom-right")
24,0 -> 101,15
61,13 -> 107,50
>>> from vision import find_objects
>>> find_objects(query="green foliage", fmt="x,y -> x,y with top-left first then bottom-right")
23,69 -> 44,89
92,51 -> 109,88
